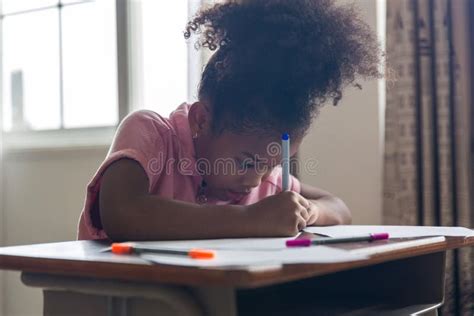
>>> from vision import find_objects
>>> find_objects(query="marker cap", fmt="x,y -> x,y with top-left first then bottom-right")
370,233 -> 389,240
111,243 -> 133,254
285,239 -> 311,247
189,248 -> 215,259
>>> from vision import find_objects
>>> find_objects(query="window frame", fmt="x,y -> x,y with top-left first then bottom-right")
0,0 -> 202,152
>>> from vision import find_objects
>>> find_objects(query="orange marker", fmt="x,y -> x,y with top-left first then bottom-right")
111,243 -> 215,260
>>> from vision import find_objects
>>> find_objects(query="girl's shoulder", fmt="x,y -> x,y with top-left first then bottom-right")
111,103 -> 193,158
121,103 -> 191,137
119,109 -> 174,136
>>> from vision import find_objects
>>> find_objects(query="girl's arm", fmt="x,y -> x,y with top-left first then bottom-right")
99,159 -> 310,240
299,182 -> 352,225
99,159 -> 252,241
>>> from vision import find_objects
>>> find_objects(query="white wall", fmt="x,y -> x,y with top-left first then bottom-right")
299,0 -> 383,225
1,147 -> 108,316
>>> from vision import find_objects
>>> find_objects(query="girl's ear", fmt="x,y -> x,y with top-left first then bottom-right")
188,101 -> 212,138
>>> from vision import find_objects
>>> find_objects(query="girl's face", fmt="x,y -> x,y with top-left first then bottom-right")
189,102 -> 301,202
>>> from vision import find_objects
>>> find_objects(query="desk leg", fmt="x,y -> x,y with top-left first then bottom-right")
107,296 -> 128,316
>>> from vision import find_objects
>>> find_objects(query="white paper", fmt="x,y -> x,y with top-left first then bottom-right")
304,225 -> 474,238
134,237 -> 367,269
135,237 -> 294,251
140,246 -> 367,269
348,236 -> 446,256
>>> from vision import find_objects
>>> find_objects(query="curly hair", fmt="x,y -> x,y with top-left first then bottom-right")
184,0 -> 383,137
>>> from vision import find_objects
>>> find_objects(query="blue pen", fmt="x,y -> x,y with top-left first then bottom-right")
281,133 -> 290,191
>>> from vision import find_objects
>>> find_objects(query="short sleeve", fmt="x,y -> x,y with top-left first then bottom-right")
77,110 -> 168,240
106,110 -> 167,192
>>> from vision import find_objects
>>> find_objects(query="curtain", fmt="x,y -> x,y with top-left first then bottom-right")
383,0 -> 473,315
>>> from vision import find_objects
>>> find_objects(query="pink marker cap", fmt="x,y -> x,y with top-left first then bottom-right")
370,233 -> 389,240
286,238 -> 311,247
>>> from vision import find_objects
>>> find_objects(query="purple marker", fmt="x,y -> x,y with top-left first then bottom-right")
286,233 -> 389,247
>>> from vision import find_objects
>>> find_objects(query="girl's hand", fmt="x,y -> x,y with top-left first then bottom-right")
245,191 -> 314,236
306,201 -> 321,226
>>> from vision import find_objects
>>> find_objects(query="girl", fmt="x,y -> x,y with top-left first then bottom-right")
78,0 -> 382,241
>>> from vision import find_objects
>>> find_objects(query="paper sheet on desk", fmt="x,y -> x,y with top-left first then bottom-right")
304,225 -> 474,238
136,237 -> 297,251
134,237 -> 367,269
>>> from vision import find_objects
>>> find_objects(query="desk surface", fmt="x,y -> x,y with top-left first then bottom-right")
0,235 -> 472,288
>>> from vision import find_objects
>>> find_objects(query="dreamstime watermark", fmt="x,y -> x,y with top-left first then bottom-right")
147,142 -> 319,177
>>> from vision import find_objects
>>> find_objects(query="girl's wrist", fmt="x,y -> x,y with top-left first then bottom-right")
241,203 -> 272,237
307,200 -> 321,226
238,204 -> 259,236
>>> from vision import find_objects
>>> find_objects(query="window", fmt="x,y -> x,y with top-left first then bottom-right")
128,0 -> 202,117
1,0 -> 118,132
1,0 -> 205,150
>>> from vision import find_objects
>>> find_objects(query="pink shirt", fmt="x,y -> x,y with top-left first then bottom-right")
77,103 -> 300,240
